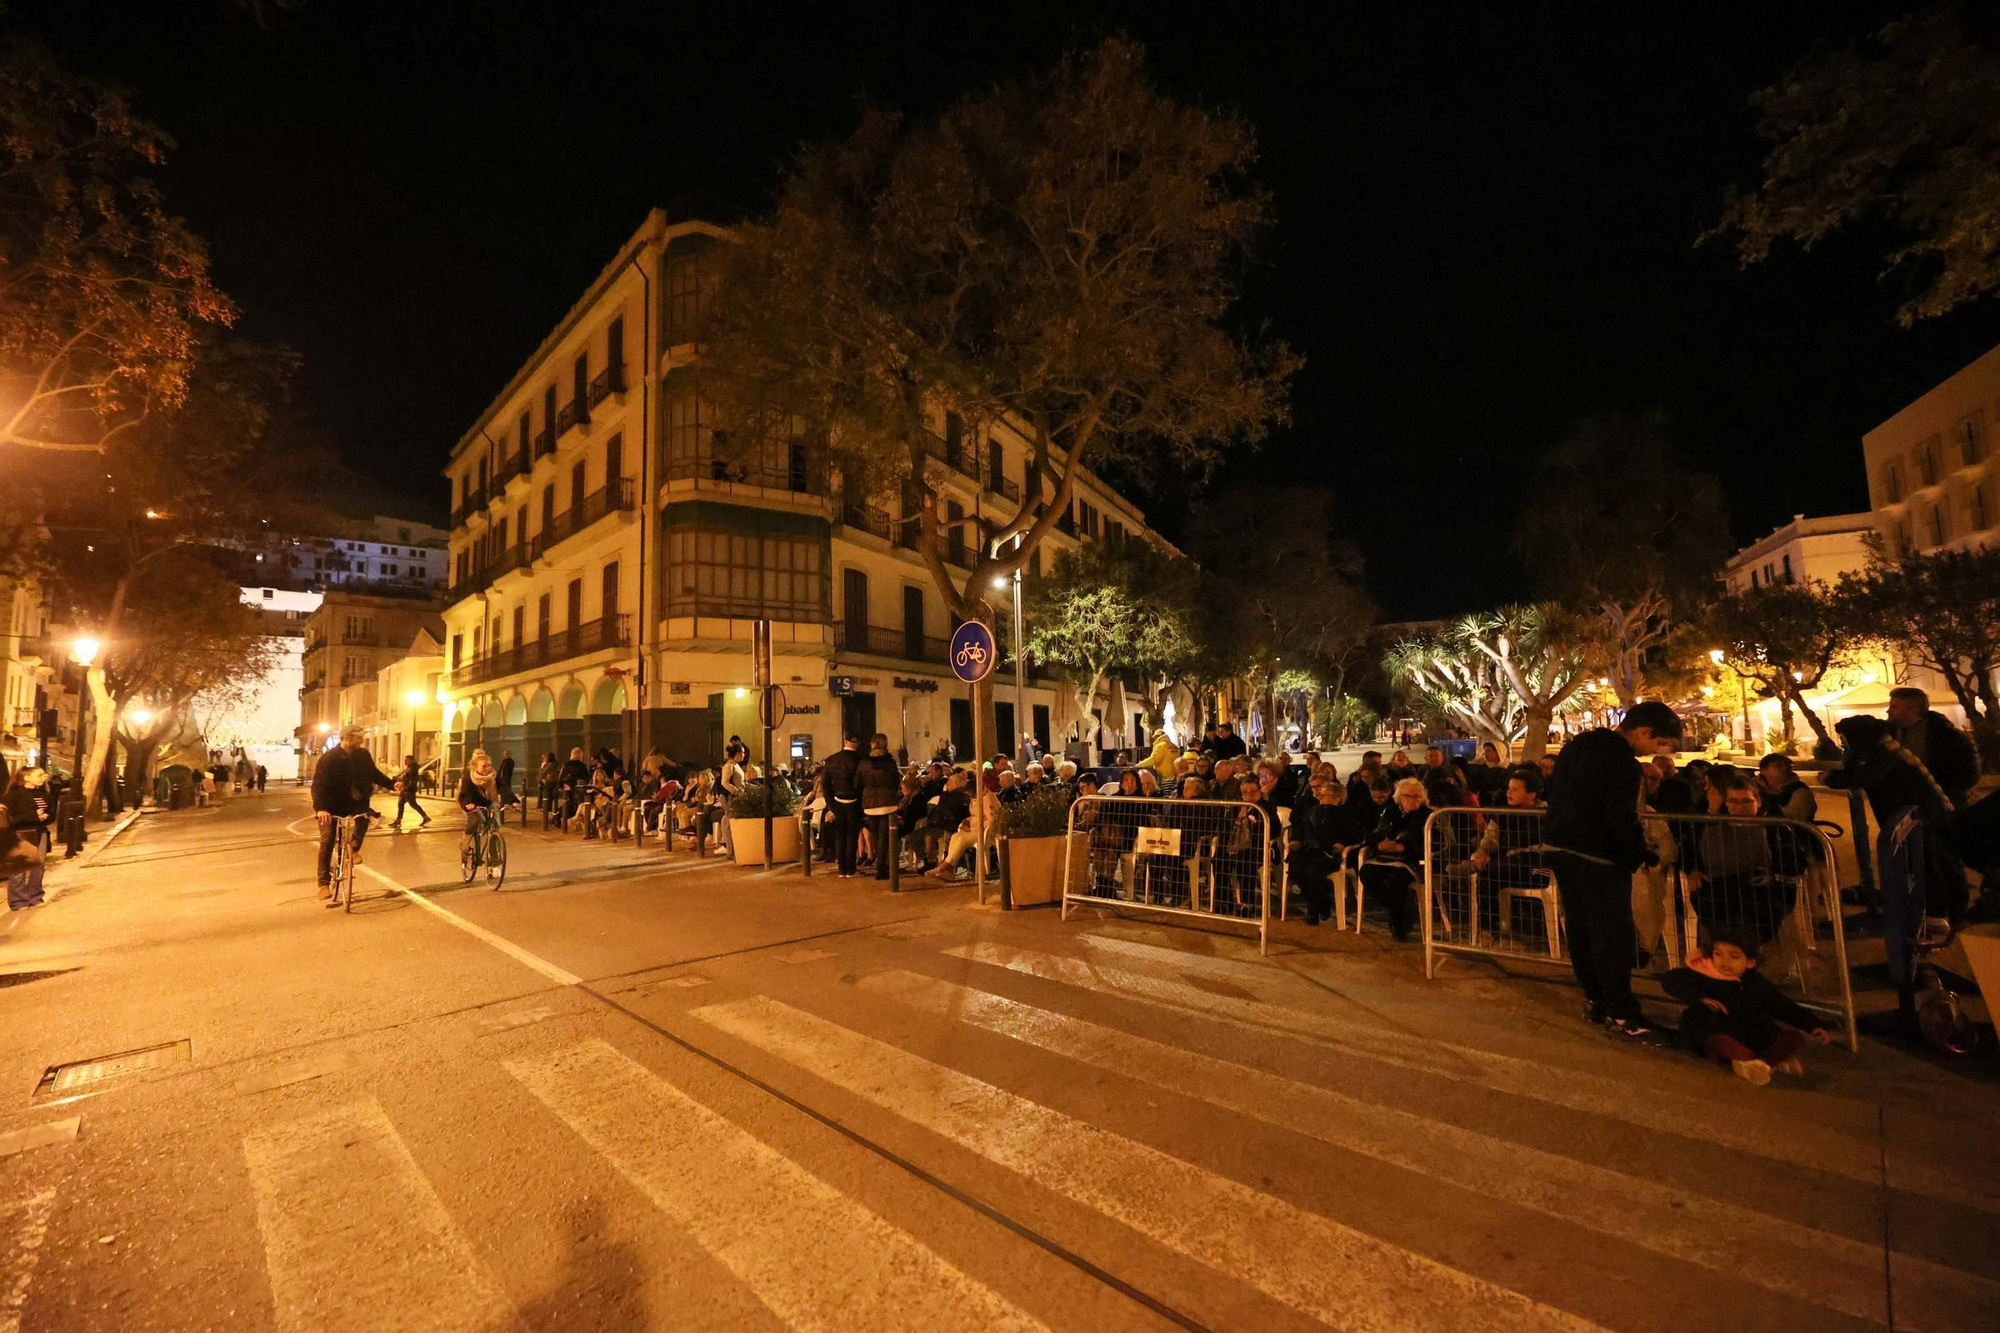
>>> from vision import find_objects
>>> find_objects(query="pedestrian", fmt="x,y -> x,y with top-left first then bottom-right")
497,750 -> 515,796
859,733 -> 901,880
821,732 -> 865,877
1541,699 -> 1683,1037
2,766 -> 55,910
1663,929 -> 1832,1085
255,763 -> 268,793
536,752 -> 558,810
394,754 -> 432,830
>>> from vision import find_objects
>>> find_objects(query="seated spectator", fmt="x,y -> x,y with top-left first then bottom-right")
1664,930 -> 1831,1085
1692,775 -> 1795,947
922,770 -> 973,871
1136,768 -> 1163,798
1216,778 -> 1279,910
1361,778 -> 1432,941
1386,749 -> 1415,781
640,771 -> 683,832
939,783 -> 1001,881
1756,753 -> 1816,824
1458,768 -> 1545,935
997,769 -> 1028,805
1288,773 -> 1371,924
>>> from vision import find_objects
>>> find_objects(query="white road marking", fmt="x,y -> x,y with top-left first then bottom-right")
506,1039 -> 1046,1333
691,996 -> 1611,1333
0,1187 -> 55,1333
0,1121 -> 77,1161
354,865 -> 581,987
949,940 -> 1927,1201
774,948 -> 835,964
235,1054 -> 350,1096
865,968 -> 2000,1329
242,1098 -> 517,1333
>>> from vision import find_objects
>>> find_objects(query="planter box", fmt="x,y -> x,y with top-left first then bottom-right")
1003,832 -> 1088,908
729,817 -> 800,867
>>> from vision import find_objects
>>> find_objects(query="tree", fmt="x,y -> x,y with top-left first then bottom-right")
1385,605 -> 1591,762
699,37 -> 1296,744
1705,583 -> 1857,755
1710,8 -> 2000,324
1845,546 -> 2000,767
1512,413 -> 1731,705
0,38 -> 234,455
1024,545 -> 1193,742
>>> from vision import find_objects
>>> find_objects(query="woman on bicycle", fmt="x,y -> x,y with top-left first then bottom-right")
458,749 -> 510,831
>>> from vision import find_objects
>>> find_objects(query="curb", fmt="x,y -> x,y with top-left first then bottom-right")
38,806 -> 146,905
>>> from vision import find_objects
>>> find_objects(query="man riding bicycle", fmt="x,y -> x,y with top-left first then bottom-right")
312,724 -> 398,906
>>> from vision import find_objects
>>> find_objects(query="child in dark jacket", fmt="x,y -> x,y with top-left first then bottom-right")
1664,929 -> 1831,1086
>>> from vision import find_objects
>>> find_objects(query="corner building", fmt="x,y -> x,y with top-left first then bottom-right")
439,211 -> 1170,779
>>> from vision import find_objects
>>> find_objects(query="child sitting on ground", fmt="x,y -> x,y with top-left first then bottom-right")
1663,928 -> 1832,1086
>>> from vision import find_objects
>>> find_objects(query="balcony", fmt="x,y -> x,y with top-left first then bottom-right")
494,451 -> 529,491
832,622 -> 950,664
556,398 -> 590,438
587,364 -> 626,409
448,614 -> 631,688
446,542 -> 531,600
532,428 -> 555,460
985,473 -> 1021,504
531,478 -> 635,560
836,502 -> 893,542
922,431 -> 976,480
665,446 -> 824,494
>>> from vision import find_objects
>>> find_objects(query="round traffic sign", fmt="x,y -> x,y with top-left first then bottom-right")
949,620 -> 997,684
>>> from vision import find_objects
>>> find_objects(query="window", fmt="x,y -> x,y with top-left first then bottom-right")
496,517 -> 508,552
543,385 -> 557,440
476,459 -> 488,496
1973,480 -> 1993,532
572,352 -> 588,415
1929,503 -> 1948,547
1960,417 -> 1985,467
606,316 -> 624,384
345,653 -> 366,681
515,507 -> 527,550
665,527 -> 828,620
537,593 -> 551,640
987,439 -> 1005,493
1749,569 -> 1760,590
571,459 -> 587,510
1885,461 -> 1904,504
1780,553 -> 1793,584
1918,437 -> 1942,487
843,568 -> 869,642
903,585 -> 925,659
541,485 -> 556,538
471,627 -> 482,658
944,411 -> 965,469
667,383 -> 713,478
512,605 -> 524,647
518,410 -> 530,460
665,243 -> 715,345
604,433 -> 623,489
344,615 -> 373,639
261,589 -> 273,600
602,561 -> 620,620
947,500 -> 966,566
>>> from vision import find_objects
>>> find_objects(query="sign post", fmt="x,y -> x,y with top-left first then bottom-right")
949,620 -> 997,905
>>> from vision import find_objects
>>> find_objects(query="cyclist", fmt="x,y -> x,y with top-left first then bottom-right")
312,724 -> 397,906
458,747 -> 516,836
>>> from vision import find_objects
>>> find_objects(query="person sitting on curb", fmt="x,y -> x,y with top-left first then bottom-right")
1663,929 -> 1832,1085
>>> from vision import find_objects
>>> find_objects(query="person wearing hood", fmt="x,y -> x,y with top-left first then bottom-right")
1135,732 -> 1179,787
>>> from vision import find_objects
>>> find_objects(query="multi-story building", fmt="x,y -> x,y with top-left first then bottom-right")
1864,343 -> 2000,556
337,629 -> 445,775
219,515 -> 449,595
299,590 -> 444,765
439,211 -> 1171,777
189,586 -> 323,781
1719,513 -> 1875,595
0,579 -> 58,770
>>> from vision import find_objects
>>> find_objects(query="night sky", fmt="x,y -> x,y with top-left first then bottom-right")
15,1 -> 2000,617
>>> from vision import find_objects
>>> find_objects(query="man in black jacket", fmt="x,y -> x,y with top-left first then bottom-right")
312,725 -> 397,903
821,733 -> 865,877
1542,700 -> 1683,1036
1887,688 -> 1979,810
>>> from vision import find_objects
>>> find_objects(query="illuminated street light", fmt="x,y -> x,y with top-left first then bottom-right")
1708,648 -> 1725,665
990,577 -> 1008,591
129,708 -> 152,727
316,722 -> 331,734
71,637 -> 100,666
405,690 -> 426,707
435,684 -> 449,704
735,687 -> 748,699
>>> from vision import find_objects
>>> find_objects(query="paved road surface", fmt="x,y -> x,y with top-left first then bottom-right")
0,787 -> 1992,1330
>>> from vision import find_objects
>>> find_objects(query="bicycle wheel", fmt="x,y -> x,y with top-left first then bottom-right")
460,832 -> 479,884
342,828 -> 357,913
487,833 -> 507,890
328,836 -> 347,908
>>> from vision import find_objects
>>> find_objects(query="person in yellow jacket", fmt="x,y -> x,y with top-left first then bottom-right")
1136,732 -> 1180,785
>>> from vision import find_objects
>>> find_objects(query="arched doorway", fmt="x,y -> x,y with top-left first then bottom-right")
478,701 -> 504,763
526,688 -> 556,777
555,682 -> 586,760
588,677 -> 629,760
446,705 -> 468,786
499,696 -> 528,787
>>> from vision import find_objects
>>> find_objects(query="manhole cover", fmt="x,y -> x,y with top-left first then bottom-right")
35,1040 -> 190,1102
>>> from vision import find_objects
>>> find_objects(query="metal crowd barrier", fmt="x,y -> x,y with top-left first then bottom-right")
1418,806 -> 1857,1050
1061,795 -> 1274,955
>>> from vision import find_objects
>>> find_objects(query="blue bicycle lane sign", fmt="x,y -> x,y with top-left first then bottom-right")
949,621 -> 996,684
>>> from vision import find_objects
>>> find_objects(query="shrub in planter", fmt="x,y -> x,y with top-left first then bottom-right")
727,780 -> 802,866
727,780 -> 800,820
999,784 -> 1075,838
1000,785 -> 1085,907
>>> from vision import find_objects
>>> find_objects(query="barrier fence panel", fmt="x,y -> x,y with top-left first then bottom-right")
1061,795 -> 1273,955
1420,806 -> 1857,1051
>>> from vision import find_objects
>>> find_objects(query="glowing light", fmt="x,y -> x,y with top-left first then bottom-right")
316,722 -> 331,733
129,708 -> 152,727
991,577 -> 1008,590
735,687 -> 748,699
144,508 -> 163,519
71,637 -> 100,666
1791,670 -> 1804,683
1708,648 -> 1725,665
435,685 -> 449,704
1860,670 -> 1879,684
1700,686 -> 1714,698
405,690 -> 425,706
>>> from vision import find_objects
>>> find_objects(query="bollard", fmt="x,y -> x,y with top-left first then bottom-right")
888,823 -> 900,893
998,838 -> 1012,911
800,808 -> 813,878
695,811 -> 707,858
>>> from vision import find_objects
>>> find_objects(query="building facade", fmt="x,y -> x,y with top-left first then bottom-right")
299,591 -> 445,764
190,586 -> 322,781
0,579 -> 58,771
1863,343 -> 2000,556
220,515 -> 449,595
1719,513 -> 1875,595
438,211 -> 1169,779
336,629 -> 445,775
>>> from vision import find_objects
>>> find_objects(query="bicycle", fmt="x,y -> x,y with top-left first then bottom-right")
326,814 -> 365,912
460,806 -> 509,890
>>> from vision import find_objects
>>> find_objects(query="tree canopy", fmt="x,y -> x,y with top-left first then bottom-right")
1711,8 -> 2000,324
1024,543 -> 1194,739
1844,544 -> 2000,765
699,36 -> 1296,632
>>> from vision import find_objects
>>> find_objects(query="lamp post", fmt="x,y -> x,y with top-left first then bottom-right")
992,569 -> 1026,764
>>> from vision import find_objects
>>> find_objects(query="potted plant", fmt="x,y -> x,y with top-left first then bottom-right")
998,784 -> 1087,908
727,780 -> 802,867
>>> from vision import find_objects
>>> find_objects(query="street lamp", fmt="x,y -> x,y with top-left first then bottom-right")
1709,648 -> 1751,751
405,690 -> 425,707
63,637 -> 100,855
992,568 -> 1025,762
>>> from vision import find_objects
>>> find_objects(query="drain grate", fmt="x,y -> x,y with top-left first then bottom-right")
35,1040 -> 190,1102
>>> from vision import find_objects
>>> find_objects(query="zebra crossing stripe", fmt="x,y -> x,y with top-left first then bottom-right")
505,1039 -> 1048,1333
948,941 -> 1928,1202
0,1188 -> 56,1333
242,1099 -> 517,1333
689,996 -> 1614,1333
863,967 -> 2000,1330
